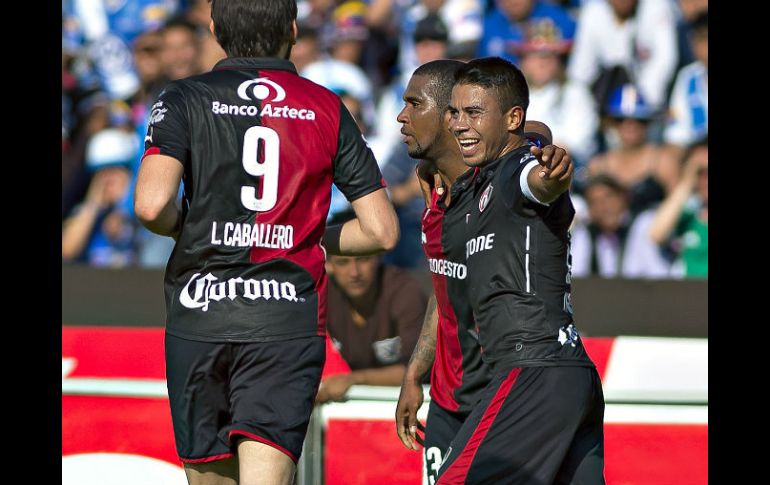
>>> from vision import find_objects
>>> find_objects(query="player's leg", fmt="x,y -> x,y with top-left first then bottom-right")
183,458 -> 238,485
423,402 -> 467,485
237,439 -> 295,485
554,368 -> 606,485
437,366 -> 598,485
225,336 -> 325,485
165,334 -> 239,484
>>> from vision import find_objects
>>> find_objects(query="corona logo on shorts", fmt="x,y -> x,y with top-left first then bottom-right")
237,78 -> 286,102
179,272 -> 299,312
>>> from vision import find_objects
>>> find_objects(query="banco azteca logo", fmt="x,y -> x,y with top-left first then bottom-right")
237,77 -> 286,102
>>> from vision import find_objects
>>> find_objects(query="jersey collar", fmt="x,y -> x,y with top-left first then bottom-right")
213,57 -> 298,73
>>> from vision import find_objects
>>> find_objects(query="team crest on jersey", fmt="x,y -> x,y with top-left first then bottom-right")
479,184 -> 493,212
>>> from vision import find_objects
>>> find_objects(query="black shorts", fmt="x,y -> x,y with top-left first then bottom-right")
424,401 -> 469,485
165,333 -> 325,464
436,366 -> 605,485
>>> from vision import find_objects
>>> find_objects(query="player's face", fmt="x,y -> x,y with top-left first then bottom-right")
326,255 -> 380,299
448,83 -> 521,167
397,75 -> 443,159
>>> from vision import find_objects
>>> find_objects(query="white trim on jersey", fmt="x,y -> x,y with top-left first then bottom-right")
525,225 -> 531,293
520,160 -> 550,206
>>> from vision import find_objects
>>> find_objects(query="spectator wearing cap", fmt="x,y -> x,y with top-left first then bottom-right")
514,19 -> 598,165
478,0 -> 575,65
329,1 -> 370,65
568,0 -> 678,110
62,128 -> 139,267
664,9 -> 707,149
571,174 -> 672,278
588,84 -> 679,215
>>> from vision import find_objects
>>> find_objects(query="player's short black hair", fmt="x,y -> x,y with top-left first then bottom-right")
210,0 -> 297,58
413,59 -> 465,113
453,56 -> 529,117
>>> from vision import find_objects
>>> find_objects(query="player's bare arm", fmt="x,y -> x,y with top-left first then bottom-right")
395,294 -> 438,451
134,154 -> 184,239
323,188 -> 399,256
527,144 -> 574,204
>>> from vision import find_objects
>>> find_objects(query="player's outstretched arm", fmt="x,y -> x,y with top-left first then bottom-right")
396,295 -> 438,451
323,188 -> 399,256
134,154 -> 184,239
526,144 -> 574,204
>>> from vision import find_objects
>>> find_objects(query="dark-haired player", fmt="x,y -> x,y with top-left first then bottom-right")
134,1 -> 399,484
435,57 -> 605,484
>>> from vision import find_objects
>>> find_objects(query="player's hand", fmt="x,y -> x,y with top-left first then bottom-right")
530,144 -> 573,182
315,374 -> 354,404
395,379 -> 425,451
416,161 -> 445,202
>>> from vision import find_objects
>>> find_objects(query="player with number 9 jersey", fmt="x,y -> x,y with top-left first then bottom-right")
143,57 -> 385,343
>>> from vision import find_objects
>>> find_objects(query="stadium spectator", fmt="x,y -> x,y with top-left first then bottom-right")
571,174 -> 672,278
367,0 -> 483,79
319,249 -> 426,403
588,84 -> 679,215
513,19 -> 598,166
329,1 -> 370,66
568,0 -> 678,110
649,138 -> 708,278
185,0 -> 227,71
664,9 -> 707,149
62,128 -> 138,267
62,47 -> 110,220
672,0 -> 708,70
160,17 -> 201,80
478,0 -> 576,66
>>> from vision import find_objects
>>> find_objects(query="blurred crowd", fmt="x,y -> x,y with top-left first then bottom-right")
62,0 -> 708,279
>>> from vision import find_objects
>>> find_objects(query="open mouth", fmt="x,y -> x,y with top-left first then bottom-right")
457,138 -> 480,156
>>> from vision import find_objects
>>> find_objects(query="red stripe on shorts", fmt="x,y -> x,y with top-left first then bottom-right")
437,368 -> 522,484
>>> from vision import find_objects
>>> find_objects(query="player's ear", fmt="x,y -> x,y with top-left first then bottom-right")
209,18 -> 215,37
291,20 -> 298,45
506,106 -> 524,133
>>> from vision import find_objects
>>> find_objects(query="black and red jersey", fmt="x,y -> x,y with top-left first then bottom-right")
143,57 -> 384,342
460,145 -> 594,370
421,168 -> 491,415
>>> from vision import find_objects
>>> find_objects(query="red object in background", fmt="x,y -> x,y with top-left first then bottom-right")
604,424 -> 708,485
62,326 -> 349,380
62,396 -> 179,465
63,327 -> 707,485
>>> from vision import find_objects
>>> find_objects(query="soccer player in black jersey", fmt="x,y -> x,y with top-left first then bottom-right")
432,56 -> 605,485
133,1 -> 398,484
392,60 -> 571,485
